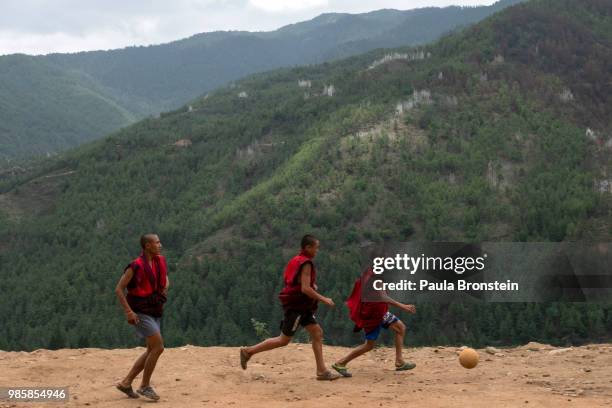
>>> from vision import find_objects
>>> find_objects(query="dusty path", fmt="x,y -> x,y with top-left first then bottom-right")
1,343 -> 611,407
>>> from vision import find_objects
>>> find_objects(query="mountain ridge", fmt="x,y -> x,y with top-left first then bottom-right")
0,0 -> 523,161
0,0 -> 610,351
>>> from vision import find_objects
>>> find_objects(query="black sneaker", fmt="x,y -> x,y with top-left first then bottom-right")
116,384 -> 139,399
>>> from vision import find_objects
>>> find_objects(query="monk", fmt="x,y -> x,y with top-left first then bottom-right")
332,268 -> 417,377
240,235 -> 340,381
115,234 -> 169,400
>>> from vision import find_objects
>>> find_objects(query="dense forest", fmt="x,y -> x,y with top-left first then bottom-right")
0,0 -> 610,351
0,0 -> 522,161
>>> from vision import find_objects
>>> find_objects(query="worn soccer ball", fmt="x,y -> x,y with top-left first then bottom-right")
459,348 -> 479,369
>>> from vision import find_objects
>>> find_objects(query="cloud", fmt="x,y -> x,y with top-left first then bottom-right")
0,30 -> 133,56
0,0 -> 496,55
248,0 -> 328,13
0,1 -> 245,54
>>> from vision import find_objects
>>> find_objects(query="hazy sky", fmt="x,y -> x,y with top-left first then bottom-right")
0,0 -> 496,56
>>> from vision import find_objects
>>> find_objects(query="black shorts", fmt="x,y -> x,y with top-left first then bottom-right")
280,309 -> 317,337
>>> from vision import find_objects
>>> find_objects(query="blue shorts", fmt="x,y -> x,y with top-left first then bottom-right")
134,313 -> 162,339
364,312 -> 399,341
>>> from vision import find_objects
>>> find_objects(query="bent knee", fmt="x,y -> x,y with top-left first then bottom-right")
365,341 -> 375,351
393,321 -> 406,334
279,335 -> 292,346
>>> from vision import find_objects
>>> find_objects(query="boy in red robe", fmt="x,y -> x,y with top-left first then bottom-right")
332,268 -> 417,377
115,234 -> 169,400
240,235 -> 340,381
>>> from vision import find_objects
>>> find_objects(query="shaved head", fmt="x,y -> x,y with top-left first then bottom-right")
301,234 -> 318,249
140,233 -> 158,249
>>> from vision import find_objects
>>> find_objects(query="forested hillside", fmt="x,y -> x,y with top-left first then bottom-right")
0,0 -> 522,161
0,0 -> 610,351
0,55 -> 136,160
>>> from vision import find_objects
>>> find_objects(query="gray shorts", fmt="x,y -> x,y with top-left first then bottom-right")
134,313 -> 161,339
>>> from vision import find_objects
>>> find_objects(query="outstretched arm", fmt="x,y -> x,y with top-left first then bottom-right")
380,292 -> 416,314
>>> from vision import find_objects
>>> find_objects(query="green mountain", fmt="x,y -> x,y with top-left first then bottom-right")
0,0 -> 610,351
0,55 -> 137,160
0,0 -> 523,161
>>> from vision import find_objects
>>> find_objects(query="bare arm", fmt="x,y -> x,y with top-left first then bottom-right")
162,275 -> 170,296
300,264 -> 335,307
380,292 -> 416,314
115,268 -> 139,324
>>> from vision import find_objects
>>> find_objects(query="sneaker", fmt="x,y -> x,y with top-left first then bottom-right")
116,384 -> 139,399
137,386 -> 160,401
331,363 -> 353,378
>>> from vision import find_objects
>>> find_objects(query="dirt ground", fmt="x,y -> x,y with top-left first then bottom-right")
1,342 -> 611,407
